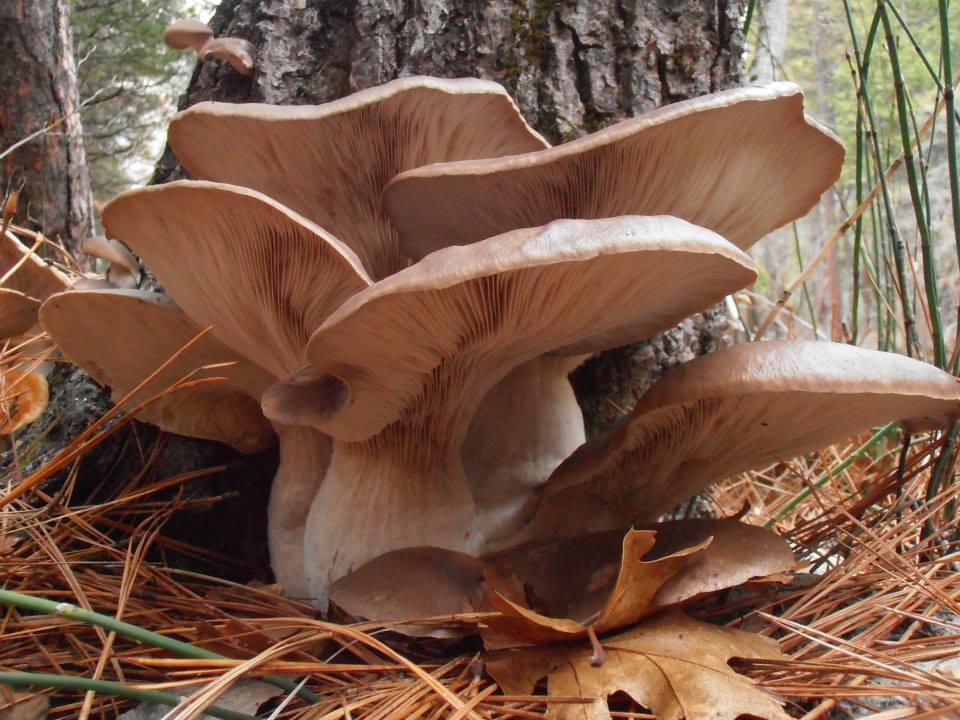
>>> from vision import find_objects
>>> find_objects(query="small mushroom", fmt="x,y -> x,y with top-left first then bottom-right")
167,76 -> 548,279
0,369 -> 48,434
81,236 -> 141,289
198,37 -> 254,75
163,19 -> 254,76
163,19 -> 213,52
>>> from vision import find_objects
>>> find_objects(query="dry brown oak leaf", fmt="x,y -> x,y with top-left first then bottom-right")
330,519 -> 795,639
487,609 -> 790,720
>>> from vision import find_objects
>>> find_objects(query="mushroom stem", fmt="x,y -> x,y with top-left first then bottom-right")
302,430 -> 482,609
463,354 -> 587,542
268,424 -> 331,601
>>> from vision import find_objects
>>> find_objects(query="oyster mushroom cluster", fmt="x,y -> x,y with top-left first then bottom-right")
39,77 -> 960,615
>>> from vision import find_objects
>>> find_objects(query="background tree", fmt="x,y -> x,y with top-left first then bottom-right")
0,0 -> 92,248
155,0 -> 748,433
71,0 -> 195,202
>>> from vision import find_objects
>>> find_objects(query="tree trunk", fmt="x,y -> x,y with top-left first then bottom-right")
0,0 -> 92,248
155,0 -> 746,432
749,0 -> 788,83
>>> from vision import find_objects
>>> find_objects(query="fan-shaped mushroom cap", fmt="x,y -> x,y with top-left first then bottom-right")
265,215 -> 756,604
40,289 -> 276,453
385,82 -> 844,260
167,76 -> 549,279
81,236 -> 140,289
287,215 -> 757,442
199,37 -> 254,75
0,369 -> 48,434
102,181 -> 371,379
163,19 -> 213,52
1,230 -> 70,300
0,289 -> 40,339
513,341 -> 960,544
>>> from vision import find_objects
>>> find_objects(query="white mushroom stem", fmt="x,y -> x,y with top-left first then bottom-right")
267,424 -> 331,600
463,354 -> 587,542
303,429 -> 482,609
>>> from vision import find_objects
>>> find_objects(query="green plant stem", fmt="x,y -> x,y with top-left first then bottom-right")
922,421 -> 960,542
743,0 -> 757,37
845,1 -> 921,358
766,423 -> 897,528
792,223 -> 818,336
0,590 -> 318,703
847,52 -> 865,345
879,2 -> 947,368
938,0 -> 960,270
0,672 -> 257,720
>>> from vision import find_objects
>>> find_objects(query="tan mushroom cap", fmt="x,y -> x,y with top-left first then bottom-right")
0,369 -> 48,434
102,181 -> 371,379
163,19 -> 213,52
1,230 -> 70,300
514,341 -> 960,544
167,76 -> 549,279
81,236 -> 140,289
287,215 -> 756,442
0,289 -> 40,339
198,37 -> 254,75
385,82 -> 845,260
40,289 -> 276,453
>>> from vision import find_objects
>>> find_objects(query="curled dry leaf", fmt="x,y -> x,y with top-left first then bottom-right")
486,609 -> 790,720
330,519 -> 795,643
483,529 -> 708,647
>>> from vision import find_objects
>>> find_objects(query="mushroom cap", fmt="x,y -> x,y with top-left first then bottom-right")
275,215 -> 756,442
516,341 -> 960,543
198,37 -> 254,75
384,82 -> 845,260
0,289 -> 40,339
102,181 -> 371,379
40,289 -> 276,453
0,369 -> 48,434
163,19 -> 213,52
81,236 -> 140,289
167,76 -> 549,279
1,230 -> 70,300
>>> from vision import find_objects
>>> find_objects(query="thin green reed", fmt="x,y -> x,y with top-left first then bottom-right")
879,2 -> 947,367
792,222 -> 819,336
938,0 -> 960,274
847,50 -> 866,345
845,1 -> 921,358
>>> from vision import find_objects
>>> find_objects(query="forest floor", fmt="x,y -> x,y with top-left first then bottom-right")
2,402 -> 959,719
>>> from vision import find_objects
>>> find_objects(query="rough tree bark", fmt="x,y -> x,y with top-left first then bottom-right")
0,0 -> 92,247
155,0 -> 747,432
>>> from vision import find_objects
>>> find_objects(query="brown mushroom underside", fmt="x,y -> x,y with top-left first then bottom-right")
40,289 -> 276,453
384,82 -> 844,260
261,215 -> 758,605
167,76 -> 549,280
504,341 -> 960,547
